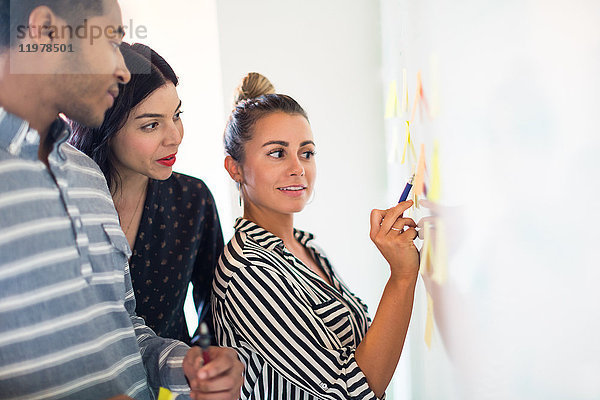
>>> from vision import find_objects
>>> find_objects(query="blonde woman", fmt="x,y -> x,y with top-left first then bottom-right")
212,73 -> 419,399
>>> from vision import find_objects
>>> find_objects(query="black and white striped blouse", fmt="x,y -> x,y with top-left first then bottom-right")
212,218 -> 382,399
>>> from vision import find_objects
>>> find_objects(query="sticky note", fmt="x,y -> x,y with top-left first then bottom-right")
410,72 -> 421,123
384,80 -> 400,119
158,387 -> 175,400
414,143 -> 427,196
410,71 -> 431,123
428,140 -> 441,201
419,221 -> 433,275
424,292 -> 434,348
400,121 -> 417,165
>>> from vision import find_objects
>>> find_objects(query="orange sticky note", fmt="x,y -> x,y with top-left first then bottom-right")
410,71 -> 431,123
414,144 -> 427,196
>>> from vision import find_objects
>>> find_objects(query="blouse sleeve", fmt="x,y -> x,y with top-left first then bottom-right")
214,262 -> 380,400
191,186 -> 224,342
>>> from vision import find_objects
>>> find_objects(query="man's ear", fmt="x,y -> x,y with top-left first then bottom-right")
224,156 -> 243,183
27,6 -> 59,44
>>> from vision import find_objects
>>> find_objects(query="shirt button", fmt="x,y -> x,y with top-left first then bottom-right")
75,219 -> 82,229
25,130 -> 39,144
319,382 -> 328,390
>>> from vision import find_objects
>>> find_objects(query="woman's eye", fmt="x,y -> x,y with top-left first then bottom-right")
174,110 -> 184,120
142,122 -> 159,131
268,150 -> 284,158
302,150 -> 316,159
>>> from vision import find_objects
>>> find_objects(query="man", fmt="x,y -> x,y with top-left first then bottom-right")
0,1 -> 243,399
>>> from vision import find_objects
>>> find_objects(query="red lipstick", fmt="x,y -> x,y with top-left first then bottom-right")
157,153 -> 177,167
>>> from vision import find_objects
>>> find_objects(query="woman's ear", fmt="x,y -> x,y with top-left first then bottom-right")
224,156 -> 243,183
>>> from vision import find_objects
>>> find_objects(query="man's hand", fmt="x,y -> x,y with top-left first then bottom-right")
183,346 -> 244,400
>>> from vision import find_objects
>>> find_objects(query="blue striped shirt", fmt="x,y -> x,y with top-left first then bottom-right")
0,109 -> 191,399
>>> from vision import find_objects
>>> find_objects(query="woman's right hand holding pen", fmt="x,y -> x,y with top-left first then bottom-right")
369,200 -> 420,279
357,200 -> 420,397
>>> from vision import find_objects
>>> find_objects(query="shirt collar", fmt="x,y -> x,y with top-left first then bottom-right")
234,217 -> 316,253
0,107 -> 71,161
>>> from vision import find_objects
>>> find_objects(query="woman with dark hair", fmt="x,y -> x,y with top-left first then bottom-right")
71,42 -> 245,399
212,73 -> 420,399
70,42 -> 222,346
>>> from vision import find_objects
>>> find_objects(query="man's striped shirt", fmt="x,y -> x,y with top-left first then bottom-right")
0,109 -> 191,399
213,218 -> 382,399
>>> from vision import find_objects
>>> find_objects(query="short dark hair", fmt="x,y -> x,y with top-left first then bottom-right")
0,0 -> 104,49
69,42 -> 178,193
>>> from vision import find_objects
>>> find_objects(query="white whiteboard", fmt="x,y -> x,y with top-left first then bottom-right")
381,0 -> 600,399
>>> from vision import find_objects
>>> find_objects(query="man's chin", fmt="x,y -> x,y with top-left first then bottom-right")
68,111 -> 105,129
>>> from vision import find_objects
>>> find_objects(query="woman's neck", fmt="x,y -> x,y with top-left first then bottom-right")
243,206 -> 296,247
112,172 -> 149,208
244,204 -> 331,285
111,172 -> 149,251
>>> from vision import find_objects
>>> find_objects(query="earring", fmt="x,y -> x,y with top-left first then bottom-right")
236,181 -> 242,207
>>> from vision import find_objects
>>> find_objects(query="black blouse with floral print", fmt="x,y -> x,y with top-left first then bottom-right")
129,172 -> 224,344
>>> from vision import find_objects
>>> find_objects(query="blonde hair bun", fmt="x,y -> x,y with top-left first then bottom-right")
234,72 -> 275,104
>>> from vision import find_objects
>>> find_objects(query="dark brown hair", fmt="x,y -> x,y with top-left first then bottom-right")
70,42 -> 178,193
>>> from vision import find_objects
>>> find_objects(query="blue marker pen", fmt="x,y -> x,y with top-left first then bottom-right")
398,174 -> 415,203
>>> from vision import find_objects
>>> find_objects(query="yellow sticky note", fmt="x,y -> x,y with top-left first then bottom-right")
400,121 -> 417,165
384,80 -> 400,119
428,140 -> 441,201
424,292 -> 434,348
158,387 -> 175,400
414,144 -> 427,196
402,68 -> 409,113
419,221 -> 433,275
